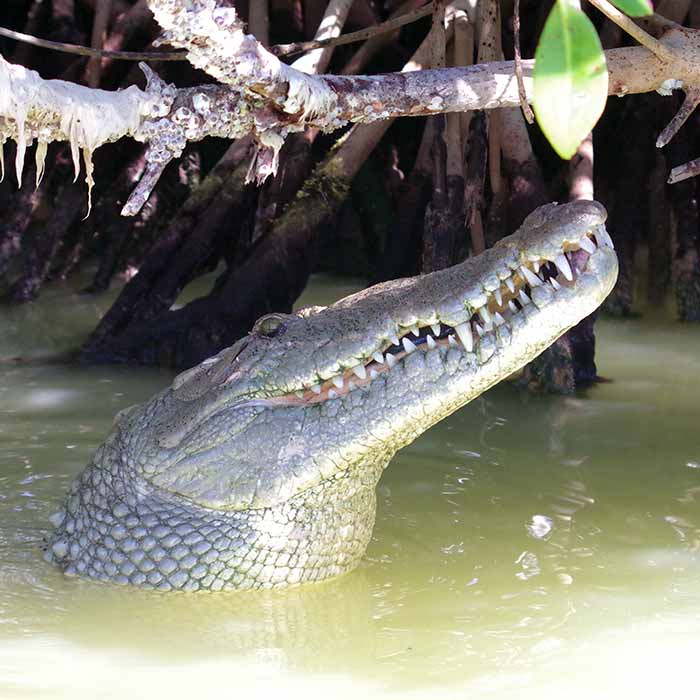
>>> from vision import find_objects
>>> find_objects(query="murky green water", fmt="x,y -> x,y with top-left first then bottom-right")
1,277 -> 699,699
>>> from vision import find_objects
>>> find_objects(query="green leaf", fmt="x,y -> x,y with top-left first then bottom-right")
533,0 -> 608,160
609,0 -> 652,17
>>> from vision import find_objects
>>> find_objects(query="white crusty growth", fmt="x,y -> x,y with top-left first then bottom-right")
0,55 -> 153,212
0,0 -> 692,216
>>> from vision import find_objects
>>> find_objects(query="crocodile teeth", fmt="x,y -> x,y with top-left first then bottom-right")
385,353 -> 397,368
518,289 -> 531,305
598,228 -> 614,248
479,307 -> 491,324
295,391 -> 304,398
352,364 -> 367,380
372,351 -> 385,364
554,254 -> 573,281
310,384 -> 322,394
402,337 -> 417,354
426,334 -> 437,349
521,266 -> 542,287
431,323 -> 441,337
410,324 -> 420,337
390,333 -> 400,346
579,236 -> 596,254
494,288 -> 502,306
497,325 -> 511,345
505,277 -> 515,293
508,300 -> 518,313
493,311 -> 506,326
454,322 -> 473,352
475,323 -> 484,337
328,389 -> 338,399
332,376 -> 344,389
551,277 -> 562,291
369,368 -> 379,379
532,260 -> 540,274
348,381 -> 356,391
448,334 -> 458,346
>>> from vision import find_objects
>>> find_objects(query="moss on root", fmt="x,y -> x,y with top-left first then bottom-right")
277,158 -> 351,233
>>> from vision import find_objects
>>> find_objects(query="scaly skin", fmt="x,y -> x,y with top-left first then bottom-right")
44,201 -> 618,591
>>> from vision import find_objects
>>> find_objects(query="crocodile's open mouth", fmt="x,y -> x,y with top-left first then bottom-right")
265,223 -> 614,406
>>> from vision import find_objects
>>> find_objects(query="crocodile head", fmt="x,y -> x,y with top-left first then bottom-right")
45,200 -> 618,591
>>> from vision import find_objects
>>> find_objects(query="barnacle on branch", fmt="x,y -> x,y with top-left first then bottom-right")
0,56 -> 253,216
2,0 -> 700,216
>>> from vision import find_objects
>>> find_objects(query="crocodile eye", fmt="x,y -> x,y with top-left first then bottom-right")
254,313 -> 287,338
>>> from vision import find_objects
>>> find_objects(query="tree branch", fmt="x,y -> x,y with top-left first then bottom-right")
292,0 -> 356,79
0,4 -> 433,63
272,2 -> 434,58
0,25 -> 187,61
587,0 -> 677,62
2,0 -> 700,216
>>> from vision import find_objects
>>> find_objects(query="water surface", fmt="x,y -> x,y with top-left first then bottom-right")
1,278 -> 698,699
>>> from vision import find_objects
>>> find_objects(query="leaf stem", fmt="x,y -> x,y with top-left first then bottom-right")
586,0 -> 676,62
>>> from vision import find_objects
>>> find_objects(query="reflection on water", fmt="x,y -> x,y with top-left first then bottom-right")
1,278 -> 699,699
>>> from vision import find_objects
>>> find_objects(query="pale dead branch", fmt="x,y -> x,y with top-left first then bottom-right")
2,0 -> 700,215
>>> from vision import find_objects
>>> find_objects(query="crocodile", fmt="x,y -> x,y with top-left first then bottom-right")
44,200 -> 618,591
